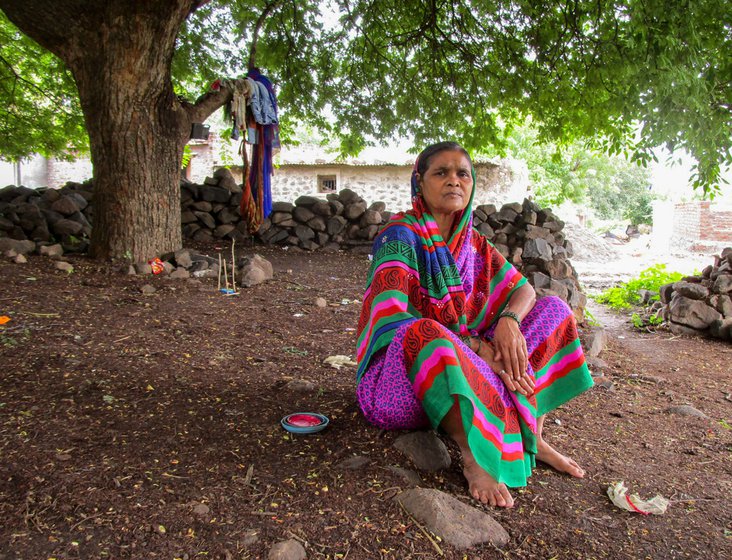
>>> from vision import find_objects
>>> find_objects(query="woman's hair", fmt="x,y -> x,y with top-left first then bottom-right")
416,142 -> 473,176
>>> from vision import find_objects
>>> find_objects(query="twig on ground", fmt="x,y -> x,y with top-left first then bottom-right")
282,279 -> 314,290
397,500 -> 444,556
243,464 -> 254,486
69,511 -> 106,531
21,312 -> 60,318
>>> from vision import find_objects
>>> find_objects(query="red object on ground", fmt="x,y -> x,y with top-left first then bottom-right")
148,258 -> 164,275
286,414 -> 324,427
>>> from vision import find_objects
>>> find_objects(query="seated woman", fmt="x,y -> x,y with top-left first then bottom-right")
356,142 -> 593,508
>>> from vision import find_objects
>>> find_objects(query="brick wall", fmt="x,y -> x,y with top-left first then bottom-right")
671,201 -> 732,251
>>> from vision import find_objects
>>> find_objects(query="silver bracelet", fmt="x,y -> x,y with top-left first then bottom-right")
498,310 -> 521,327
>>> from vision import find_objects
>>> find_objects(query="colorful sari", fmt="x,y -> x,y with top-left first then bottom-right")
355,163 -> 593,488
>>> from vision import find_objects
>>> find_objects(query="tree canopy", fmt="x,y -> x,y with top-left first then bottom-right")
0,0 -> 730,259
194,0 -> 732,193
0,11 -> 85,160
3,0 -> 731,188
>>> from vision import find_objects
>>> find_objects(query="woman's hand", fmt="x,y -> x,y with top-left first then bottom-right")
477,337 -> 534,397
491,318 -> 528,377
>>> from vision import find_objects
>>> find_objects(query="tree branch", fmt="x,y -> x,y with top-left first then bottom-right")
189,0 -> 212,12
249,0 -> 283,69
182,85 -> 233,125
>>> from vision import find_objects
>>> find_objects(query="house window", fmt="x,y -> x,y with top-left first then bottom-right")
318,174 -> 337,193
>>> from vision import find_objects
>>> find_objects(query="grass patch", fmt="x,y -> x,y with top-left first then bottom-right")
594,264 -> 687,310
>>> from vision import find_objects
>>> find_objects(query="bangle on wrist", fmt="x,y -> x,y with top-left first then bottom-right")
498,310 -> 521,327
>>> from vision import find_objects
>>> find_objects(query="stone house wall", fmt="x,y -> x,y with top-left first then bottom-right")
223,160 -> 529,213
187,141 -> 218,183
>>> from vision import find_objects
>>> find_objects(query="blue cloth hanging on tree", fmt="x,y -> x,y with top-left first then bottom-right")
245,68 -> 279,225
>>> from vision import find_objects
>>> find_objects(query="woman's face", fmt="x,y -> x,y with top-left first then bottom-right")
417,150 -> 473,218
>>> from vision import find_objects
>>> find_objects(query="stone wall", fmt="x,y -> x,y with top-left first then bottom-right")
0,173 -> 585,317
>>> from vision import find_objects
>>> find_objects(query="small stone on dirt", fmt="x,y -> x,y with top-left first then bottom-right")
386,465 -> 423,487
267,538 -> 306,560
393,431 -> 451,471
39,243 -> 64,258
170,268 -> 190,279
284,379 -> 316,392
631,373 -> 668,384
583,327 -> 608,357
55,261 -> 73,273
141,284 -> 156,295
192,503 -> 210,516
665,404 -> 709,419
336,456 -> 371,470
14,254 -> 27,264
314,297 -> 327,308
396,488 -> 509,549
594,376 -> 615,391
586,356 -> 609,375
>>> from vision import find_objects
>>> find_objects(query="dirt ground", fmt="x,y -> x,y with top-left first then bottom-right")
1,245 -> 730,560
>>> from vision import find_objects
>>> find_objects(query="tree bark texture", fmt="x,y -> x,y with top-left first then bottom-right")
0,0 -> 230,261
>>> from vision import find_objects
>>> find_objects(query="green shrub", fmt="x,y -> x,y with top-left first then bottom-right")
594,264 -> 686,309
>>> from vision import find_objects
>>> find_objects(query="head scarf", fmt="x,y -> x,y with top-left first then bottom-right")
409,149 -> 477,257
356,146 -> 478,380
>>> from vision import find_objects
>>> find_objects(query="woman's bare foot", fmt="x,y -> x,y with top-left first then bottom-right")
536,439 -> 585,478
463,457 -> 514,507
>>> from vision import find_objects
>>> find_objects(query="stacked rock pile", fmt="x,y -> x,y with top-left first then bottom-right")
180,168 -> 247,244
660,247 -> 732,340
255,188 -> 389,251
139,249 -> 273,289
254,195 -> 584,315
472,199 -> 586,313
0,181 -> 93,252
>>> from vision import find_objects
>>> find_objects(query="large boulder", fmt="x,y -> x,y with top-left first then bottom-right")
669,296 -> 722,330
673,281 -> 709,300
396,488 -> 510,549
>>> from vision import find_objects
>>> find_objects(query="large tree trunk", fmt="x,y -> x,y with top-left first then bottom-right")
72,40 -> 187,261
0,0 -> 230,261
